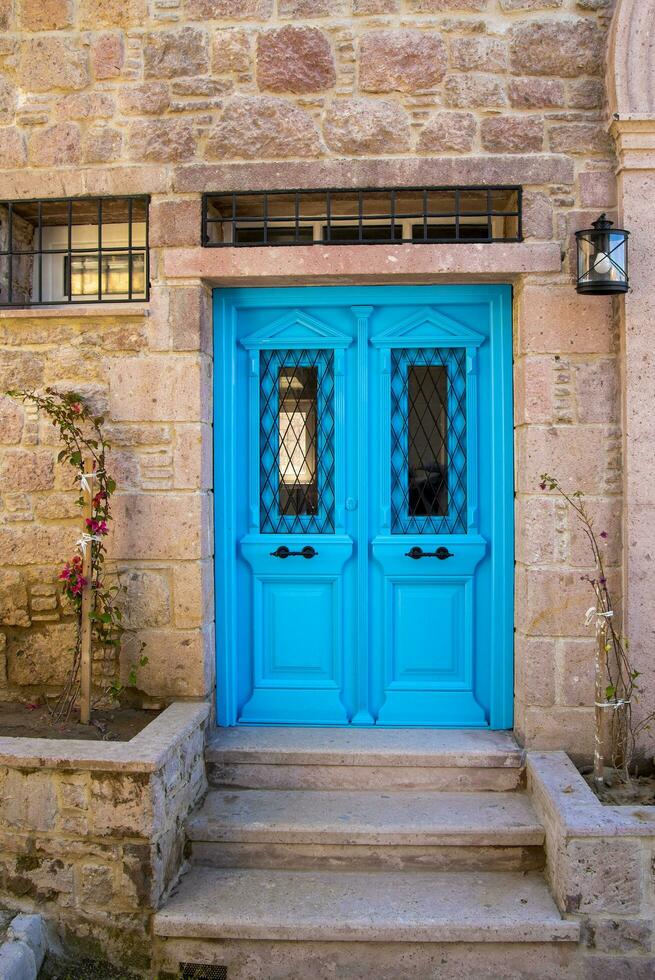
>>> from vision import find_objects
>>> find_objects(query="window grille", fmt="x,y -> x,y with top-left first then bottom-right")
202,186 -> 521,248
0,195 -> 149,307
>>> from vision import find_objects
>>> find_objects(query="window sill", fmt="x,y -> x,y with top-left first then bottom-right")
0,302 -> 150,318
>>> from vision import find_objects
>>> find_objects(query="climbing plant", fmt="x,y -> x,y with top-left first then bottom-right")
540,473 -> 654,785
6,388 -> 143,722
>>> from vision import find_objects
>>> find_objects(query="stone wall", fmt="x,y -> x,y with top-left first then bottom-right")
0,0 -> 626,754
0,702 -> 209,973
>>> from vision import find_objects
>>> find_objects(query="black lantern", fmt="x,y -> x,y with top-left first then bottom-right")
575,214 -> 629,295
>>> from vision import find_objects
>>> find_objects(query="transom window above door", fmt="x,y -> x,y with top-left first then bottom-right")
202,186 -> 522,247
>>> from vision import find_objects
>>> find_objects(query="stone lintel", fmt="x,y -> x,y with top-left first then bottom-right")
163,242 -> 561,286
610,116 -> 655,172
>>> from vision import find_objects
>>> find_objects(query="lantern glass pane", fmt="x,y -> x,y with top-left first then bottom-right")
578,231 -> 627,287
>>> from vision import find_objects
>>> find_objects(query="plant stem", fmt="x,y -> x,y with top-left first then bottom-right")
79,463 -> 95,725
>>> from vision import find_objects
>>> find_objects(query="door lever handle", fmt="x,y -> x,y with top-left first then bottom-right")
405,546 -> 454,560
270,545 -> 318,559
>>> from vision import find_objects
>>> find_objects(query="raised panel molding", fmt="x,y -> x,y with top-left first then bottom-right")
370,307 -> 485,349
240,308 -> 353,350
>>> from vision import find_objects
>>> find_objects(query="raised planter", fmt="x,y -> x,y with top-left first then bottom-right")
0,701 -> 209,974
527,751 -> 655,978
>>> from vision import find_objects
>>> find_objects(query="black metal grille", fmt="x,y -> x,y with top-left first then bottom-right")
203,186 -> 521,247
260,348 -> 335,534
180,964 -> 227,980
391,348 -> 467,535
0,195 -> 149,307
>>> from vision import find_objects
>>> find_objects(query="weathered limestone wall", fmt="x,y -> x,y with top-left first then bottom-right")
0,0 -> 625,754
0,702 -> 209,973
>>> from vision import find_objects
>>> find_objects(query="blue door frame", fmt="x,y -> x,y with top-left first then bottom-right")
214,285 -> 514,728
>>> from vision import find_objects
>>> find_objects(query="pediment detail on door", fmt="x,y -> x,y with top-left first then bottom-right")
370,308 -> 485,349
240,309 -> 353,350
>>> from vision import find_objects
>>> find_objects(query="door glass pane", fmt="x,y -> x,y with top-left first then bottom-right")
391,347 -> 467,534
278,366 -> 318,517
408,364 -> 448,517
260,348 -> 335,533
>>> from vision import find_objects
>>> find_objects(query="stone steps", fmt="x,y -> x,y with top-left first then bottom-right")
154,867 -> 579,944
206,726 -> 524,791
188,787 -> 545,871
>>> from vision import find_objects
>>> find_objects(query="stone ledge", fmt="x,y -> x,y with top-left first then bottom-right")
163,242 -> 561,285
0,303 -> 150,319
527,752 -> 655,838
0,700 -> 209,772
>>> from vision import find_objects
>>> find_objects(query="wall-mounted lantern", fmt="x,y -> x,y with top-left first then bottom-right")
575,214 -> 629,295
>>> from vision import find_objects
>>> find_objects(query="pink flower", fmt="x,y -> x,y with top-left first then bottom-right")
600,531 -> 608,539
85,517 -> 108,535
70,403 -> 82,414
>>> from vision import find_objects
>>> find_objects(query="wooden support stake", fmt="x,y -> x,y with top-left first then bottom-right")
79,464 -> 94,725
593,615 -> 607,786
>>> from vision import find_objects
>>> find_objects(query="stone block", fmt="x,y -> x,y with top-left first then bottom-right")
444,73 -> 506,109
508,77 -> 565,109
0,78 -> 17,125
557,638 -> 595,707
516,425 -> 618,496
120,626 -> 214,698
172,559 -> 213,629
19,37 -> 89,92
569,79 -> 604,110
501,0 -> 563,6
550,124 -> 612,156
584,918 -> 653,955
90,773 -> 153,838
579,171 -> 616,209
19,0 -> 73,30
522,705 -> 595,759
6,623 -> 76,685
119,83 -> 170,116
56,94 -> 115,122
0,396 -> 24,444
108,355 -> 211,422
144,28 -> 209,80
173,423 -> 212,490
567,495 -> 622,568
91,33 -> 125,81
28,124 -> 81,167
257,27 -> 335,94
450,36 -> 506,72
406,0 -> 488,9
79,863 -> 115,906
280,0 -> 347,11
212,29 -> 252,75
582,959 -> 655,980
128,120 -> 196,164
186,0 -> 273,15
522,191 -> 553,240
481,116 -> 543,153
514,355 -> 556,424
417,111 -> 476,153
150,200 -> 201,248
519,285 -> 616,355
509,18 -> 604,78
168,285 -> 212,352
82,126 -> 123,165
516,564 -> 610,637
353,0 -> 399,9
79,0 -> 146,29
558,838 -> 642,914
0,127 -> 26,169
118,570 -> 171,629
0,449 -> 54,492
360,30 -> 447,92
574,359 -> 619,424
515,494 -> 560,564
106,493 -> 210,560
515,634 -> 556,707
324,98 -> 410,155
0,768 -> 58,832
207,97 -> 321,160
0,570 -> 30,628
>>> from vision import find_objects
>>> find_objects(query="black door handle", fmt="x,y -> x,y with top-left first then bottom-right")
270,545 -> 318,559
405,546 -> 454,560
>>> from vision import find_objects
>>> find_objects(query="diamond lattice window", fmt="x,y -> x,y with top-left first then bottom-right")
391,348 -> 467,535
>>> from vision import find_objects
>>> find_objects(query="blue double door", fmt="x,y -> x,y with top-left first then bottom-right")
214,285 -> 513,728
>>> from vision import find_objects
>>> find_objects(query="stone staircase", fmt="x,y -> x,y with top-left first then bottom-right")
153,729 -> 581,980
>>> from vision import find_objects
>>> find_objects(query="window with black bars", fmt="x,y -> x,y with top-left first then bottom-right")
259,348 -> 335,534
0,195 -> 149,307
203,186 -> 521,247
391,348 -> 467,535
